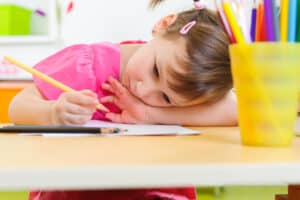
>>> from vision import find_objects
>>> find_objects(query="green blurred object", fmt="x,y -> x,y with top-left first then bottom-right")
219,186 -> 287,200
0,191 -> 28,200
0,4 -> 32,35
197,186 -> 287,200
197,187 -> 222,200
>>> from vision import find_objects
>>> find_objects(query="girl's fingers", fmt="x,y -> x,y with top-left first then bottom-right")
100,96 -> 123,109
105,113 -> 124,123
101,83 -> 114,94
106,113 -> 137,124
113,82 -> 127,96
80,89 -> 98,98
109,77 -> 126,96
108,78 -> 120,96
100,96 -> 114,103
67,92 -> 99,106
62,112 -> 92,125
66,103 -> 95,115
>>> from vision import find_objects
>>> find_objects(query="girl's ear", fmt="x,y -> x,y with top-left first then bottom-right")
152,14 -> 177,35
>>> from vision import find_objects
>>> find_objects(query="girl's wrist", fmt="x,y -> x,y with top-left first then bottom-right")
49,101 -> 60,125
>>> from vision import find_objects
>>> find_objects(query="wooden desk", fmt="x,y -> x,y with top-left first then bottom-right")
0,122 -> 300,191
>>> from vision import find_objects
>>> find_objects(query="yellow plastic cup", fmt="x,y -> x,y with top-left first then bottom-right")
230,43 -> 300,147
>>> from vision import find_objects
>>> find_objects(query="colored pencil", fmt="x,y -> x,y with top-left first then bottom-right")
223,2 -> 246,44
280,0 -> 289,42
261,2 -> 268,41
216,0 -> 236,43
288,0 -> 298,42
264,0 -> 276,41
256,2 -> 264,41
237,2 -> 252,42
297,0 -> 300,42
3,56 -> 109,112
250,6 -> 257,42
255,1 -> 260,41
271,0 -> 280,41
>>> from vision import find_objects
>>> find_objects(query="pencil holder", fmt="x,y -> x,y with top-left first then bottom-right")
230,43 -> 300,147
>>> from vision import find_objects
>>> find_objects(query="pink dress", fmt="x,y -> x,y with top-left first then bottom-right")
30,42 -> 196,200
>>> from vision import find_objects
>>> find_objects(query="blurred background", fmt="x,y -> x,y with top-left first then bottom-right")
0,0 -> 215,81
0,0 -> 286,199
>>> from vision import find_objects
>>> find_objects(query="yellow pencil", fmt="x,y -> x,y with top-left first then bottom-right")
280,0 -> 289,42
4,56 -> 109,112
222,2 -> 246,44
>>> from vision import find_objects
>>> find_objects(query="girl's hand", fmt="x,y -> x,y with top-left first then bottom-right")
101,77 -> 151,124
51,90 -> 99,125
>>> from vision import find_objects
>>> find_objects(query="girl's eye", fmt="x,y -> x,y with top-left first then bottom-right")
163,93 -> 171,104
153,64 -> 159,77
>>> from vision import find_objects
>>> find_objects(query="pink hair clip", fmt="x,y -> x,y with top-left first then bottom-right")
179,1 -> 206,35
194,0 -> 206,10
180,20 -> 197,35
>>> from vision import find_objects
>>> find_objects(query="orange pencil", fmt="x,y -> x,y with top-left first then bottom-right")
255,2 -> 262,41
256,2 -> 266,41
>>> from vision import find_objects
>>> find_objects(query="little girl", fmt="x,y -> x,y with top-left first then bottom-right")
9,1 -> 237,200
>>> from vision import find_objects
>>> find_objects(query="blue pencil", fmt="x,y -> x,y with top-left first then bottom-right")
250,7 -> 257,42
271,0 -> 280,41
288,0 -> 297,42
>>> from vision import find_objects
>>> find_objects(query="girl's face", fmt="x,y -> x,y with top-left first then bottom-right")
121,36 -> 189,107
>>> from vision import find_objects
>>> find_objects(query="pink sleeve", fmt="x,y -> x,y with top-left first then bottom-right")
33,44 -> 97,100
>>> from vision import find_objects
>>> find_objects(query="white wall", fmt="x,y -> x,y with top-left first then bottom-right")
3,0 -> 261,74
2,0 -> 260,80
0,0 -> 259,45
0,0 -> 216,79
61,0 -> 215,44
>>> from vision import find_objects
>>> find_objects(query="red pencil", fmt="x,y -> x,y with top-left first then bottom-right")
260,3 -> 267,41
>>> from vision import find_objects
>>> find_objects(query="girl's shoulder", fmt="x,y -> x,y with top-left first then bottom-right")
56,42 -> 120,59
89,42 -> 120,60
34,42 -> 120,72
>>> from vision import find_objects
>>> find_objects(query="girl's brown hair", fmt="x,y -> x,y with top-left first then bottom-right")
150,0 -> 232,104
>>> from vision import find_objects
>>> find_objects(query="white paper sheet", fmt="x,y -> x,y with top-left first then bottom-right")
41,120 -> 200,137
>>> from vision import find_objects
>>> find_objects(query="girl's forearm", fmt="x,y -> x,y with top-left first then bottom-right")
9,86 -> 55,125
148,92 -> 238,126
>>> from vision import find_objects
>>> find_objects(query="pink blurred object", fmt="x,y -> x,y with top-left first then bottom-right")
194,0 -> 206,10
35,9 -> 46,17
67,1 -> 74,13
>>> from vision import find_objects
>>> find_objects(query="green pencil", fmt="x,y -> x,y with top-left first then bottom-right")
297,0 -> 300,42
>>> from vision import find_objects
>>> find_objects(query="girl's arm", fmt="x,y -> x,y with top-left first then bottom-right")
9,85 -> 56,125
9,85 -> 99,125
148,91 -> 238,126
101,78 -> 238,126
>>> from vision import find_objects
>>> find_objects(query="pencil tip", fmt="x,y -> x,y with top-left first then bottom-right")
96,104 -> 110,112
114,128 -> 127,133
